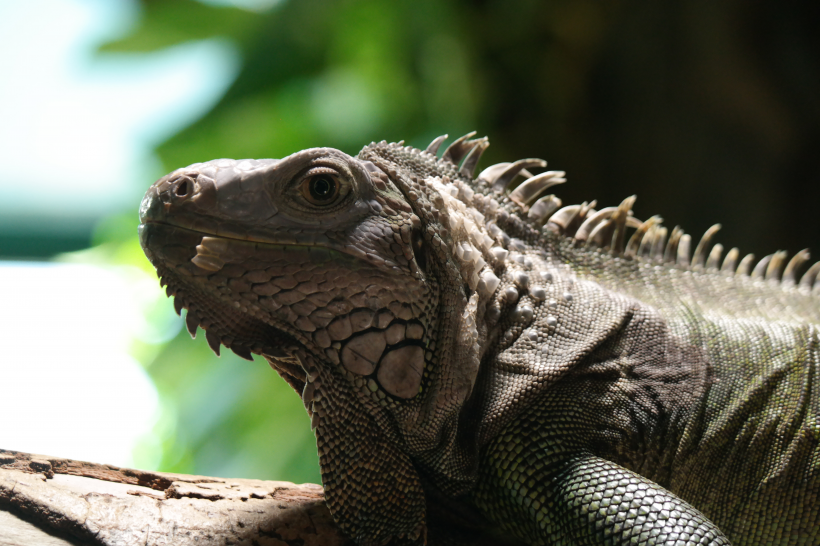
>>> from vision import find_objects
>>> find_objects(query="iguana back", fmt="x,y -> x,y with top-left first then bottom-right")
139,133 -> 819,545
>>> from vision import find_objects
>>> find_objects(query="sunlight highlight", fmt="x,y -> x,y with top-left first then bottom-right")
0,262 -> 175,467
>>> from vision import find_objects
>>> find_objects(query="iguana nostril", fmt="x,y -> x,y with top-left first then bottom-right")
175,178 -> 192,198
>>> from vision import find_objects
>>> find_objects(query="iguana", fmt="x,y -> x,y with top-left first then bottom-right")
139,133 -> 819,546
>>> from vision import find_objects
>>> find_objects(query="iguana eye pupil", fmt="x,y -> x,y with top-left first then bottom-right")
308,176 -> 338,203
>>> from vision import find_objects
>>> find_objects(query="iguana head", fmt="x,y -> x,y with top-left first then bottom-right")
139,138 -> 513,544
138,142 -> 487,409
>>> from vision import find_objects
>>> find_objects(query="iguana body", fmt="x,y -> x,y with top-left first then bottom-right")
139,134 -> 820,545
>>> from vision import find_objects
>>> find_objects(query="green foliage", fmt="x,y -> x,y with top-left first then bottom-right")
150,0 -> 479,165
100,0 -> 262,52
144,327 -> 318,482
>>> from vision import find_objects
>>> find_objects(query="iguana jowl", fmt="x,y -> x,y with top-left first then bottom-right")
139,133 -> 819,545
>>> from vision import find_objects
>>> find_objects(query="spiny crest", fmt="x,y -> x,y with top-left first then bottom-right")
159,267 -> 258,361
420,132 -> 820,294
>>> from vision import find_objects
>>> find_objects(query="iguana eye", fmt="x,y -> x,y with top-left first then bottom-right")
302,175 -> 340,205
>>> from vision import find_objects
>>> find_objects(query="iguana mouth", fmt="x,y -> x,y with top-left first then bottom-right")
140,217 -> 371,272
140,221 -> 312,365
143,220 -> 433,401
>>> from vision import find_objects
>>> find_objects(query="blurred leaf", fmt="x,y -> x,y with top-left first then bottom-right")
101,0 -> 262,52
156,0 -> 478,167
146,332 -> 319,482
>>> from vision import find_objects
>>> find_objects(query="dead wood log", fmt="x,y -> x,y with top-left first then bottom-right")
0,449 -> 351,546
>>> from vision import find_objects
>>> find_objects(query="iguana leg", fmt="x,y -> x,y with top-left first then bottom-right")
473,446 -> 730,545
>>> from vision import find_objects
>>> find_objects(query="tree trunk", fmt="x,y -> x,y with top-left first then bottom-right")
0,449 -> 350,546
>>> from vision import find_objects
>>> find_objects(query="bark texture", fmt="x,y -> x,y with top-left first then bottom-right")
0,449 -> 351,546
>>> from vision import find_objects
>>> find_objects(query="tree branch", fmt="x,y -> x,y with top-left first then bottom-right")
0,449 -> 351,546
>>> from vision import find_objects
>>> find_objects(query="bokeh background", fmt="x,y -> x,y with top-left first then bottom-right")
1,0 -> 818,486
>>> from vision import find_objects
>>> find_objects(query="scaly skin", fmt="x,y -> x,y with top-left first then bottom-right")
139,135 -> 819,545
